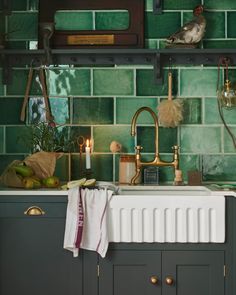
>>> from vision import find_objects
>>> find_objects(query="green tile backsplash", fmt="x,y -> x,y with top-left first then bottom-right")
93,69 -> 134,96
1,0 -> 236,183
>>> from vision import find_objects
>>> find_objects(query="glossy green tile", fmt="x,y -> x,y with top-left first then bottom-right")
145,0 -> 153,11
137,69 -> 178,96
0,155 -> 25,174
6,126 -> 31,153
0,97 -> 24,124
0,127 -> 3,153
183,11 -> 225,39
7,41 -> 28,49
204,97 -> 221,124
11,0 -> 27,10
180,126 -> 221,153
202,155 -> 236,181
71,154 -> 113,181
55,11 -> 93,30
145,39 -> 158,49
73,97 -> 114,125
180,69 -> 218,97
164,0 -> 200,10
50,98 -> 70,124
93,126 -> 134,153
227,12 -> 236,38
203,40 -> 236,49
224,129 -> 236,155
182,98 -> 202,124
116,97 -> 158,124
55,155 -> 70,182
0,70 -> 4,95
223,127 -> 236,153
93,69 -> 134,96
91,154 -> 113,181
137,126 -> 177,153
204,97 -> 236,124
28,97 -> 70,125
179,154 -> 200,182
204,0 -> 236,9
7,69 -> 42,95
8,13 -> 38,40
28,0 -> 39,11
145,12 -> 181,39
47,69 -> 91,96
95,11 -> 129,30
70,126 -> 91,152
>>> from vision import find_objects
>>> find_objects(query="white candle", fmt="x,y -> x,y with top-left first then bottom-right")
85,139 -> 91,169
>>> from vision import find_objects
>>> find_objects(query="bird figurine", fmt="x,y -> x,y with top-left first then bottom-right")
166,5 -> 206,47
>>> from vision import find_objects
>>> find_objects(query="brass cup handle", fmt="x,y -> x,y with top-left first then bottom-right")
150,275 -> 159,285
24,206 -> 45,216
165,276 -> 174,286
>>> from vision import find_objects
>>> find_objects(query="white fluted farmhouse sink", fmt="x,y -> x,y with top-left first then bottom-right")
108,185 -> 225,244
117,185 -> 212,196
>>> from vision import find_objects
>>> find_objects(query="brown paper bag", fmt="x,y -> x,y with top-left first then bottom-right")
0,151 -> 63,188
0,160 -> 24,188
24,151 -> 63,179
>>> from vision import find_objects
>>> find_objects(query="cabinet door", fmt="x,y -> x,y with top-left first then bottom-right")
99,250 -> 161,295
0,202 -> 83,295
162,251 -> 225,295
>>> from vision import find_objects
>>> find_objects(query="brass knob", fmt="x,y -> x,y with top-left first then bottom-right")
165,276 -> 174,285
150,276 -> 159,284
24,206 -> 45,216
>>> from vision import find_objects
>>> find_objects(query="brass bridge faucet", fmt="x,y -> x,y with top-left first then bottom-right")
130,106 -> 180,184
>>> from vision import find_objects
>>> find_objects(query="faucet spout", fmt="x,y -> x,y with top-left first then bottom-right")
130,107 -> 179,185
131,106 -> 159,157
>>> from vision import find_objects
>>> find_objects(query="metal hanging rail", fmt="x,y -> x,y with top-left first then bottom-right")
1,48 -> 236,84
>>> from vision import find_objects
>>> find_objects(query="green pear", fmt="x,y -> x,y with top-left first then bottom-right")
43,176 -> 60,188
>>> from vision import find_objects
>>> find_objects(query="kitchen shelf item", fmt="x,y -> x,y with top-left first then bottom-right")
38,0 -> 144,49
119,154 -> 141,184
157,69 -> 183,127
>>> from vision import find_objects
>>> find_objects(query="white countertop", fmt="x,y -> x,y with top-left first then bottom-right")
0,183 -> 236,197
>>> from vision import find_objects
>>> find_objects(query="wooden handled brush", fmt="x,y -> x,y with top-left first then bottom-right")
157,71 -> 183,128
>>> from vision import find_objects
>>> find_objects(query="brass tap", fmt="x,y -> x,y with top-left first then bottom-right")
130,106 -> 179,184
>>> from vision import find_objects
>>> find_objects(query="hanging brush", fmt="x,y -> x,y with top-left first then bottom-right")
157,70 -> 183,128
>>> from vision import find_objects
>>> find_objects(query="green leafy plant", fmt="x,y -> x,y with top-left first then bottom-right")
21,121 -> 76,153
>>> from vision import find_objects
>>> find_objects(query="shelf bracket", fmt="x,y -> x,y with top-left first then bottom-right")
2,0 -> 12,15
153,0 -> 163,14
154,53 -> 163,84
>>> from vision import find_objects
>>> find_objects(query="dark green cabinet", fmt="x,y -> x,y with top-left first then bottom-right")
99,251 -> 162,295
1,194 -> 236,295
0,197 -> 83,295
99,250 -> 224,295
162,251 -> 224,295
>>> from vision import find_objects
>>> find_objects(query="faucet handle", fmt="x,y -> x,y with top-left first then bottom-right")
135,145 -> 143,154
172,145 -> 180,152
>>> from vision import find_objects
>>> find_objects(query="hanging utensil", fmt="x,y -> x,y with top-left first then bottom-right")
157,69 -> 183,128
20,65 -> 53,122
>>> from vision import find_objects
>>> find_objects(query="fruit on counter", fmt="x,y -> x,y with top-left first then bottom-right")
12,164 -> 34,177
83,179 -> 96,187
66,178 -> 87,189
61,178 -> 96,190
22,176 -> 41,189
42,176 -> 60,188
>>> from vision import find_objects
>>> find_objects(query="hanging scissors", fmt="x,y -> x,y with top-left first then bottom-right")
77,136 -> 85,175
77,136 -> 85,154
